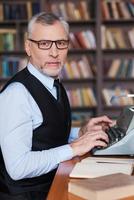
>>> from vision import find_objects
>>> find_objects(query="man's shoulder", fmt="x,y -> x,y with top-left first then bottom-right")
0,82 -> 29,99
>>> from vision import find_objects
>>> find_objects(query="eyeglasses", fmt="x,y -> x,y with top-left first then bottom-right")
28,39 -> 69,50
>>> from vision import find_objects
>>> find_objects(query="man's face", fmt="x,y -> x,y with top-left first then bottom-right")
25,21 -> 69,78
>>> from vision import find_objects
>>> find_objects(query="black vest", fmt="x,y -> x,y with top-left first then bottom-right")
0,67 -> 71,194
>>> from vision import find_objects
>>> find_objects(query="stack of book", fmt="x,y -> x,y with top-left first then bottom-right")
68,157 -> 134,200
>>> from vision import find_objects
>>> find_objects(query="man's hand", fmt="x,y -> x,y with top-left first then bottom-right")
70,116 -> 113,157
70,129 -> 109,156
78,115 -> 113,137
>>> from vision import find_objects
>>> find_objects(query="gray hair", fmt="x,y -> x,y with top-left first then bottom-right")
27,12 -> 69,38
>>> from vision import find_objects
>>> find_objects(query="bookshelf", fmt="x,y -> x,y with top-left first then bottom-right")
0,0 -> 134,125
100,0 -> 134,119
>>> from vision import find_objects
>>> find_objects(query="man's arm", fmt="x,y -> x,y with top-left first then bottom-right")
0,83 -> 73,180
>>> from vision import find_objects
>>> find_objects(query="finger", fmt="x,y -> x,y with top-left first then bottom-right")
91,131 -> 109,143
88,125 -> 103,132
94,140 -> 108,148
88,115 -> 113,126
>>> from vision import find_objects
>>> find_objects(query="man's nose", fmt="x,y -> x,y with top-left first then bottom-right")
49,43 -> 59,57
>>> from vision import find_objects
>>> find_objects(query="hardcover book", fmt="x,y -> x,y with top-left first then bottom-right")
68,173 -> 134,200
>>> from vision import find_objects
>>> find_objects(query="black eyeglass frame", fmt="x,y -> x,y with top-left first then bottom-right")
28,38 -> 69,50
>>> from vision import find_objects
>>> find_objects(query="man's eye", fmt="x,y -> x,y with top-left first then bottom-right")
40,41 -> 50,46
58,41 -> 66,46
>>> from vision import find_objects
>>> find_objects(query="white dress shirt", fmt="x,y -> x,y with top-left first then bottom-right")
0,63 -> 79,180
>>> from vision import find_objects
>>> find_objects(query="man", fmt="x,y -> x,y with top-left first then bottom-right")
0,12 -> 112,200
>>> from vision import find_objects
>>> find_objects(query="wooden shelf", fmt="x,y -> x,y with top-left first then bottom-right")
68,49 -> 96,54
62,78 -> 96,84
71,106 -> 96,112
68,19 -> 96,25
103,78 -> 134,82
102,19 -> 134,25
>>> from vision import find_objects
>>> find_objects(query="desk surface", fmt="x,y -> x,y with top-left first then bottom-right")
46,156 -> 134,200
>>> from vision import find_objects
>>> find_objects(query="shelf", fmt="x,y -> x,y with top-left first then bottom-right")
69,49 -> 96,54
102,49 -> 134,58
62,78 -> 96,84
103,105 -> 125,110
102,19 -> 134,25
0,20 -> 28,25
103,49 -> 134,53
68,19 -> 96,25
71,106 -> 96,112
0,51 -> 26,55
103,78 -> 134,82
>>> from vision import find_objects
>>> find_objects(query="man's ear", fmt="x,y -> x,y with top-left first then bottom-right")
25,40 -> 31,57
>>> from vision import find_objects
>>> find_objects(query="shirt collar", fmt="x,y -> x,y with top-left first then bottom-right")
27,62 -> 54,90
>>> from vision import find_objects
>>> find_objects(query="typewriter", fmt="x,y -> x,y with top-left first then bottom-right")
92,106 -> 134,156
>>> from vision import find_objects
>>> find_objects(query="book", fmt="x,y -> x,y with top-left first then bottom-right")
111,1 -> 120,19
69,157 -> 133,178
68,173 -> 134,200
107,59 -> 121,78
0,3 -> 3,21
78,1 -> 90,20
81,156 -> 134,164
101,1 -> 111,20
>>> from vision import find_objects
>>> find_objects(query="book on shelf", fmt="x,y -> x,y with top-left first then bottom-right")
59,2 -> 68,20
75,30 -> 96,49
48,2 -> 61,18
119,1 -> 132,19
107,59 -> 121,78
61,55 -> 94,80
48,1 -> 90,21
0,3 -> 3,21
107,1 -> 114,19
0,1 -> 40,21
102,87 -> 134,106
75,31 -> 90,49
107,59 -> 134,78
102,26 -> 133,49
0,29 -> 17,51
0,56 -> 27,78
101,26 -> 107,49
101,0 -> 134,20
77,56 -> 94,78
78,1 -> 91,20
105,28 -> 116,49
68,173 -> 134,200
66,1 -> 76,20
101,0 -> 111,20
67,88 -> 96,108
116,60 -> 129,78
111,1 -> 120,20
111,28 -> 127,49
69,60 -> 81,79
86,88 -> 97,106
126,59 -> 134,78
85,30 -> 96,49
71,111 -> 94,127
81,88 -> 91,107
64,62 -> 74,79
128,28 -> 134,48
69,32 -> 81,49
127,2 -> 134,17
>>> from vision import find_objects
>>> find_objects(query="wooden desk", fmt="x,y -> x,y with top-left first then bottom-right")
46,156 -> 134,200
